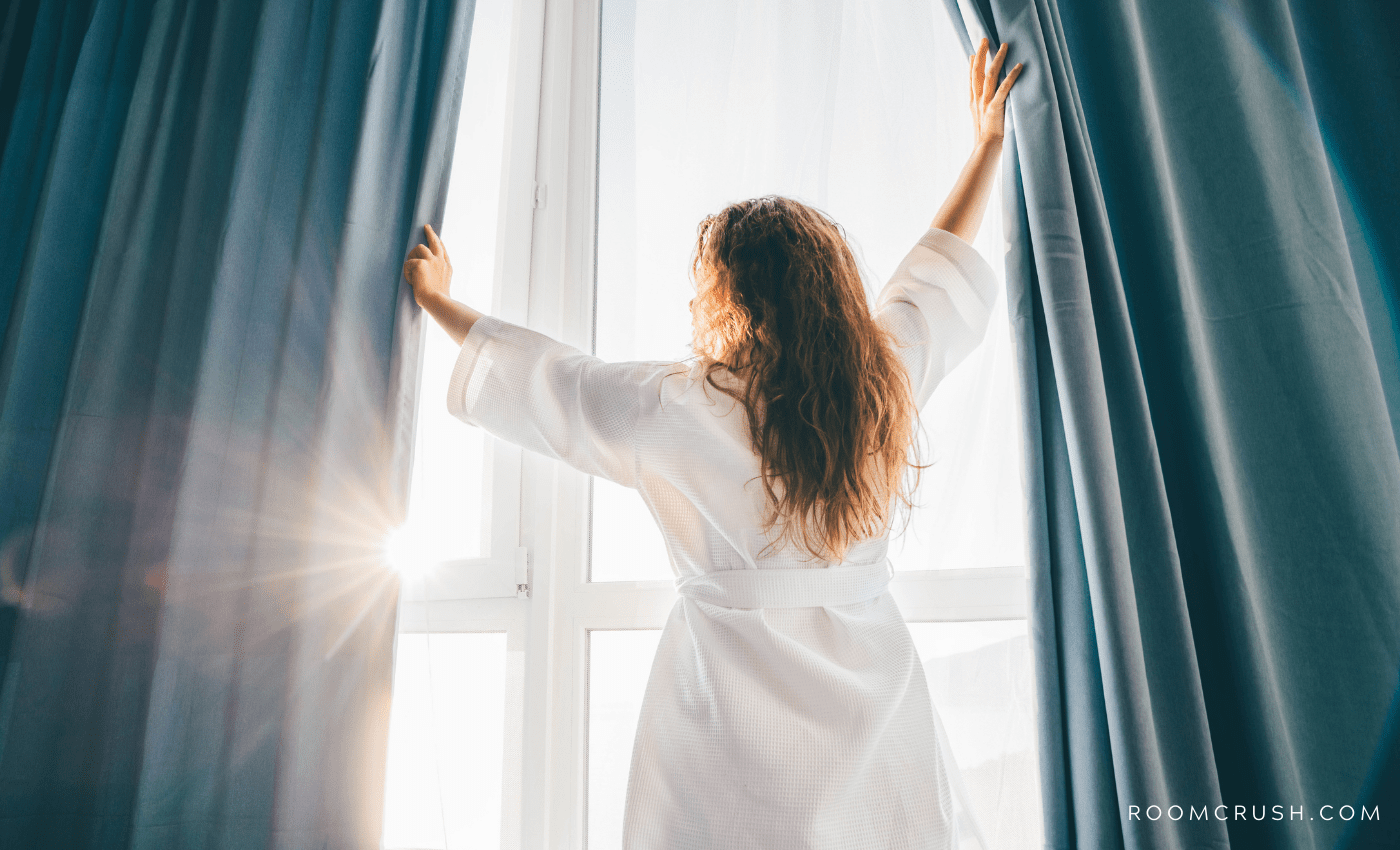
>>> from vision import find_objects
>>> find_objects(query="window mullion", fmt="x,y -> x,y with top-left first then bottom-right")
516,0 -> 606,847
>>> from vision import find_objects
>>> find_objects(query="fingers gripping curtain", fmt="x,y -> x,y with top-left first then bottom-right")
0,0 -> 471,846
941,0 -> 1400,847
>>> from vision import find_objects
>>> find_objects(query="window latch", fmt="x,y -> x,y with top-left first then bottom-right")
515,547 -> 531,598
532,182 -> 547,210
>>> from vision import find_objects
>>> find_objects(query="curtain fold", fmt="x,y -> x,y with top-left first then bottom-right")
0,0 -> 471,846
943,0 -> 1400,847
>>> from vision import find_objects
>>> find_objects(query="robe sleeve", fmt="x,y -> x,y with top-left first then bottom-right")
874,226 -> 1001,408
446,315 -> 650,488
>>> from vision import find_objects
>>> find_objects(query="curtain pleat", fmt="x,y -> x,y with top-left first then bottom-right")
0,1 -> 472,847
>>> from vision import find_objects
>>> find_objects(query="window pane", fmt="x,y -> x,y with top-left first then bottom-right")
888,302 -> 1028,571
587,629 -> 664,850
382,632 -> 508,850
908,620 -> 1042,850
592,0 -> 1024,579
590,477 -> 669,582
401,0 -> 515,566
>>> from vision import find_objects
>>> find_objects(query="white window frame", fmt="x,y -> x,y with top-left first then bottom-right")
392,1 -> 1031,847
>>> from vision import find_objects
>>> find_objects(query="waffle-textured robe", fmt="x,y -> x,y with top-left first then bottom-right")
447,226 -> 999,849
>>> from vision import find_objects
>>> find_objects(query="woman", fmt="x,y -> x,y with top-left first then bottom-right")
405,38 -> 1022,850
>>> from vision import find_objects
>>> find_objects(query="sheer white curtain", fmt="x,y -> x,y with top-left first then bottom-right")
592,2 -> 1036,847
594,0 -> 1027,578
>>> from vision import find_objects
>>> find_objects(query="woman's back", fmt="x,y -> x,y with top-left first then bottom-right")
445,224 -> 998,849
406,37 -> 1023,847
450,224 -> 996,570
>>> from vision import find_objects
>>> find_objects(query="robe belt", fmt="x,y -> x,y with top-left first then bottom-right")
674,558 -> 894,609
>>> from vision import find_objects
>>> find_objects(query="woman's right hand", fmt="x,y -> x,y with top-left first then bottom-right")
969,38 -> 1022,145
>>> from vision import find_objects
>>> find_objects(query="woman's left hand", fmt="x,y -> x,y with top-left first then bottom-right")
404,224 -> 452,307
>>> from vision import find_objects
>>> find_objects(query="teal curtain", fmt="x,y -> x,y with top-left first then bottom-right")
0,1 -> 471,846
942,0 -> 1400,847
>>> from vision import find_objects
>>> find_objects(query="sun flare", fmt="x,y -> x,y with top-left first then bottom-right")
384,525 -> 436,577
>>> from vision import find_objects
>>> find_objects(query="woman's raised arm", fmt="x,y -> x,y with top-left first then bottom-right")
930,39 -> 1022,243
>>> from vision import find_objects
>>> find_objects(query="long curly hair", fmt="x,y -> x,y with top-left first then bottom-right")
691,196 -> 920,561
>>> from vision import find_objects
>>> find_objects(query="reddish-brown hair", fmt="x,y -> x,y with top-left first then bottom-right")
691,196 -> 919,561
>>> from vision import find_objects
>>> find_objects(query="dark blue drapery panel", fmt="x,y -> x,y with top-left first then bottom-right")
0,0 -> 471,846
944,0 -> 1400,847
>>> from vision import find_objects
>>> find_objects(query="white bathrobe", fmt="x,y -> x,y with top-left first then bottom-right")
447,226 -> 999,850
